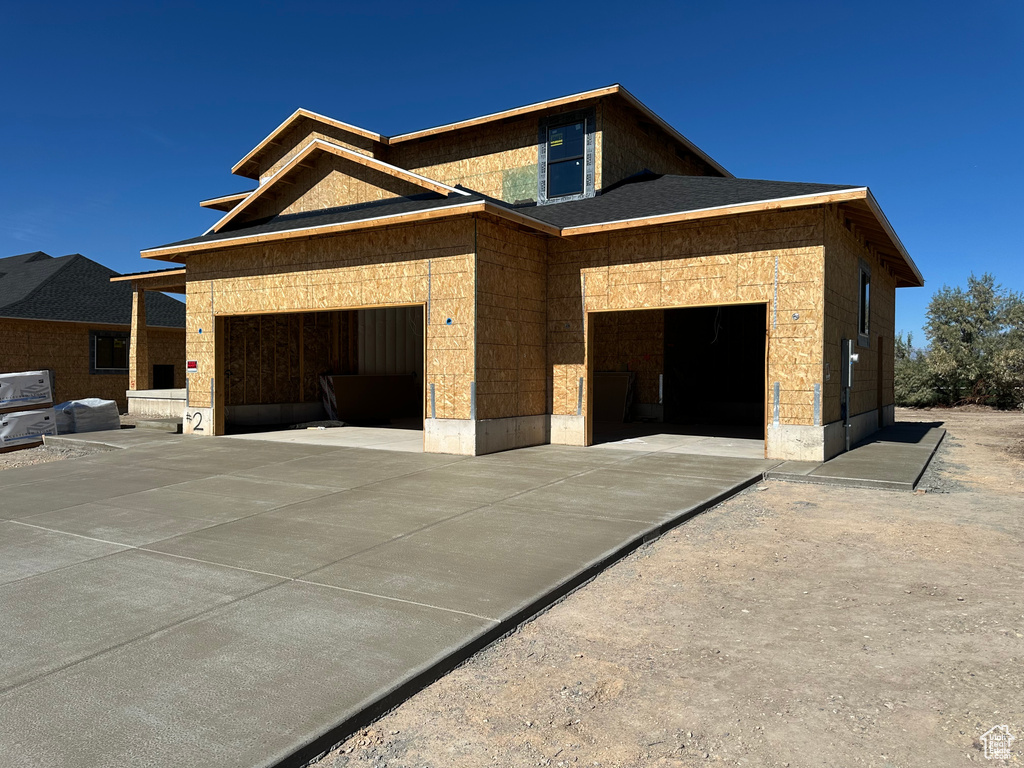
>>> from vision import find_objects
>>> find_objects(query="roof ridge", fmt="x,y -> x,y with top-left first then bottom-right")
0,253 -> 83,312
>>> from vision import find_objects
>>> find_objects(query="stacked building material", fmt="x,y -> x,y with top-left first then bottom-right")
0,370 -> 57,452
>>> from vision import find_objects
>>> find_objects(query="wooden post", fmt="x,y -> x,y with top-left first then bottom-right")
129,286 -> 150,391
584,311 -> 594,447
214,315 -> 226,435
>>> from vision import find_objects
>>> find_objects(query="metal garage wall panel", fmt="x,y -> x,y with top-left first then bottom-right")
357,307 -> 421,376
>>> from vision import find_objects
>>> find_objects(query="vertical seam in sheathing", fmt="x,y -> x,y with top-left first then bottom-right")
426,259 -> 431,326
772,254 -> 778,330
813,383 -> 821,426
581,273 -> 586,324
773,381 -> 780,427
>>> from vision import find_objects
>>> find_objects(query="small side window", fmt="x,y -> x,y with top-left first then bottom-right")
857,261 -> 871,347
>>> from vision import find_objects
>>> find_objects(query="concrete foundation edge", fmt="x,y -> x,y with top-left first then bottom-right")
550,414 -> 586,446
126,389 -> 187,419
768,406 -> 894,462
183,407 -> 214,437
425,415 -> 550,455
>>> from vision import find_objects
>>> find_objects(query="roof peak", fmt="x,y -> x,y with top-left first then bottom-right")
230,84 -> 730,180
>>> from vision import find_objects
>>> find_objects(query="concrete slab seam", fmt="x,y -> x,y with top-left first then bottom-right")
277,466 -> 767,768
0,578 -> 286,699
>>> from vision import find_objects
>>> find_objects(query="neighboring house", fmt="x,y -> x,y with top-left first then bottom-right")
130,83 -> 923,460
0,251 -> 185,411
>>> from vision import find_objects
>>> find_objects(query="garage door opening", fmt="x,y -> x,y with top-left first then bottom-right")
222,306 -> 424,437
590,304 -> 766,455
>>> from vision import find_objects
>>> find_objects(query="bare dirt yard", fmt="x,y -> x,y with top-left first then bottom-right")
0,441 -> 104,470
320,407 -> 1023,768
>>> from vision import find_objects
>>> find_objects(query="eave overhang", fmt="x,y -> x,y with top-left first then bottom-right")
143,186 -> 921,288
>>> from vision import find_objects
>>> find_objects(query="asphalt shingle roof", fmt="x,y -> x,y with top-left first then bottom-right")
515,174 -> 858,228
158,193 -> 479,249
147,175 -> 858,252
0,252 -> 185,327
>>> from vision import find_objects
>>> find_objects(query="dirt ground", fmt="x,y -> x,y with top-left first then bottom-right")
0,441 -> 104,470
318,407 -> 1024,768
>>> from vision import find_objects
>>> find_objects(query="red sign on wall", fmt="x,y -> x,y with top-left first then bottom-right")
186,360 -> 198,371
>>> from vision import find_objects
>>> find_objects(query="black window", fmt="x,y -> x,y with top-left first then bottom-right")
546,121 -> 585,198
95,334 -> 128,370
858,263 -> 871,344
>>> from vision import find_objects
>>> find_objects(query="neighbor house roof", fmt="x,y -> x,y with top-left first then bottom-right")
231,84 -> 731,180
142,174 -> 921,287
0,251 -> 186,327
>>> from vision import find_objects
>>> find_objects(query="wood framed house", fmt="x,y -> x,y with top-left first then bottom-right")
130,84 -> 923,460
0,251 -> 185,411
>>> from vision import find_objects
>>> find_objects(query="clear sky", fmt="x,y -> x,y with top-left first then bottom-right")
1,1 -> 1020,343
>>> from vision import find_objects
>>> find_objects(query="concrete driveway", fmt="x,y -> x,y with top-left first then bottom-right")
0,435 -> 777,768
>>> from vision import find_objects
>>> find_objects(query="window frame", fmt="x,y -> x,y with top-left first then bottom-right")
857,260 -> 871,348
537,108 -> 596,205
90,330 -> 130,375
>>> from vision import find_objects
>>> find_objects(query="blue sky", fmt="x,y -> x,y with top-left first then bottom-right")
1,1 -> 1021,343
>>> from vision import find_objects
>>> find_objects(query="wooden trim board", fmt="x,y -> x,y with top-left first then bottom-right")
213,138 -> 469,234
232,108 -> 385,178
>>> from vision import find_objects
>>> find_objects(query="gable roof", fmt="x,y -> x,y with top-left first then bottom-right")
0,251 -> 185,327
388,85 -> 731,178
142,174 -> 921,286
232,108 -> 387,179
211,138 -> 471,234
230,85 -> 731,181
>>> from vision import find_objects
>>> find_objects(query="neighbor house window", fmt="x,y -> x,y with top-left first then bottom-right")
546,121 -> 585,198
537,109 -> 595,204
91,331 -> 129,374
857,261 -> 871,347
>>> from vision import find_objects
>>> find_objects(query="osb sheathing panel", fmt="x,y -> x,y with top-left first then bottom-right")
475,218 -> 548,420
549,208 -> 825,426
184,219 -> 475,419
224,311 -> 338,406
386,116 -> 539,202
256,118 -> 380,182
236,155 -> 427,226
0,318 -> 183,411
592,309 -> 663,405
822,207 -> 897,424
599,98 -> 720,189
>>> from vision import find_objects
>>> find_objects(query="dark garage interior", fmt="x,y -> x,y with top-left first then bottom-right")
591,303 -> 766,444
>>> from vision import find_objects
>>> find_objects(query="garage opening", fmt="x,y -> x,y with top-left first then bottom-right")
222,306 -> 424,436
590,304 -> 766,454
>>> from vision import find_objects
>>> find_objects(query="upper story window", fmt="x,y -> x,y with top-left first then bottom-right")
546,121 -> 585,198
537,109 -> 595,205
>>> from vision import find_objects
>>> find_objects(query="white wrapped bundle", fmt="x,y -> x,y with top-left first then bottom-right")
53,398 -> 121,433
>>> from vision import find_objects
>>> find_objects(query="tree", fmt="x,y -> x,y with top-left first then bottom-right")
894,332 -> 937,407
923,273 -> 1024,408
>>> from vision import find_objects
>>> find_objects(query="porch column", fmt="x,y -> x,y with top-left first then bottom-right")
129,286 -> 150,390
